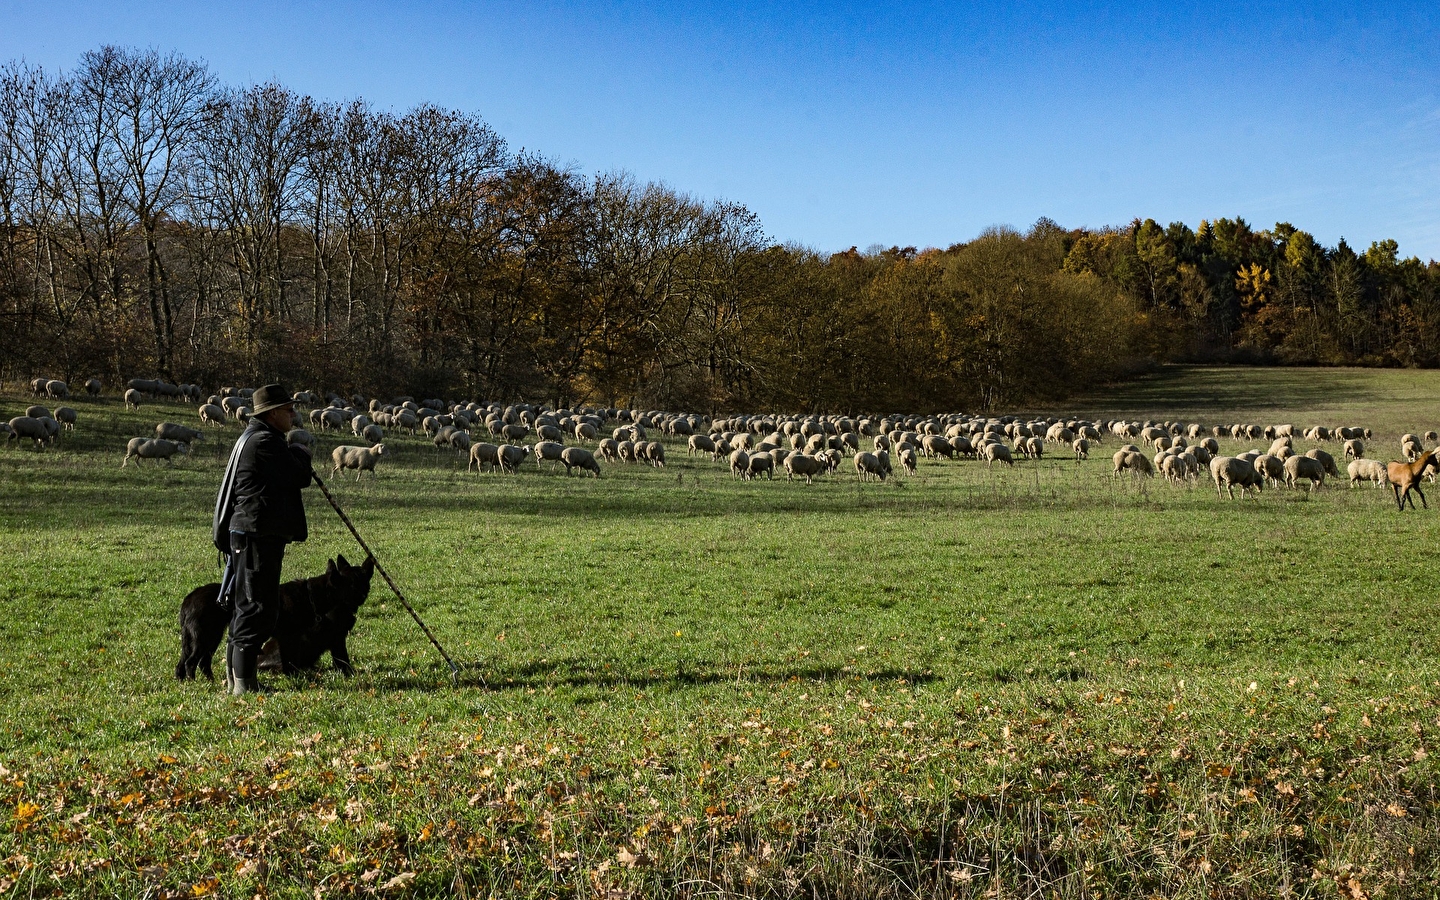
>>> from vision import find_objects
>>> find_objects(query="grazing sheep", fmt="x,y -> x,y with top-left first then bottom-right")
1284,454 -> 1326,490
688,434 -> 716,457
1267,437 -> 1292,457
533,440 -> 566,469
1159,453 -> 1189,482
286,429 -> 316,452
854,451 -> 888,481
54,407 -> 78,430
350,415 -> 372,437
1112,449 -> 1153,477
1211,456 -> 1263,499
152,421 -> 202,446
729,448 -> 750,478
496,443 -> 530,473
7,416 -> 49,449
747,454 -> 775,480
25,404 -> 50,420
358,423 -> 382,445
45,380 -> 69,400
199,404 -> 227,427
783,452 -> 824,484
1427,431 -> 1440,443
617,440 -> 637,463
1072,437 -> 1090,460
1348,458 -> 1389,488
1344,439 -> 1364,460
331,444 -> 386,481
1253,454 -> 1285,486
898,446 -> 918,475
446,430 -> 471,453
559,446 -> 601,477
84,378 -> 102,396
123,437 -> 190,467
597,438 -> 621,462
124,389 -> 142,410
637,440 -> 666,467
501,423 -> 529,444
1304,448 -> 1341,478
469,442 -> 501,473
575,422 -> 598,441
982,442 -> 1014,467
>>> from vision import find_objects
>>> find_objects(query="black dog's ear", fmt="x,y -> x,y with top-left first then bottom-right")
363,556 -> 375,574
326,558 -> 338,577
337,554 -> 350,570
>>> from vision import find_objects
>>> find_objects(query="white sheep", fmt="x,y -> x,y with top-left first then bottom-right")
54,407 -> 78,430
7,416 -> 49,449
533,440 -> 566,469
331,444 -> 386,480
1210,456 -> 1262,500
1284,454 -> 1326,490
124,389 -> 142,410
469,442 -> 501,473
123,437 -> 190,467
496,443 -> 530,473
156,422 -> 204,444
559,446 -> 601,477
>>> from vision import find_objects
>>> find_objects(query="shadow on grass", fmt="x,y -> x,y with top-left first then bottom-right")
352,659 -> 942,694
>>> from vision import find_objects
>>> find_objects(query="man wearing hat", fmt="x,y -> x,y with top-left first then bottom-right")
212,384 -> 314,694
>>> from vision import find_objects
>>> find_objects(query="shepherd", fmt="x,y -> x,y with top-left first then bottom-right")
213,383 -> 314,694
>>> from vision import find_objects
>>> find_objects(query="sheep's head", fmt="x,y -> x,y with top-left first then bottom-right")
177,442 -> 192,455
373,444 -> 386,456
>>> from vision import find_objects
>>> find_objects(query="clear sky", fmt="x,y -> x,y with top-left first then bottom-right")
4,1 -> 1438,259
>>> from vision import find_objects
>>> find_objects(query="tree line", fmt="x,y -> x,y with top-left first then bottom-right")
3,47 -> 1437,413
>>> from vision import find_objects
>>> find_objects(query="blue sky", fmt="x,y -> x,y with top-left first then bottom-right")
4,2 -> 1438,259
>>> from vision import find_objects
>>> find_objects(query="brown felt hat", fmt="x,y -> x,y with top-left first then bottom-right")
250,384 -> 295,416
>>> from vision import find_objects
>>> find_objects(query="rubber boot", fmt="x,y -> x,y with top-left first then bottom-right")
224,642 -> 238,693
231,647 -> 264,696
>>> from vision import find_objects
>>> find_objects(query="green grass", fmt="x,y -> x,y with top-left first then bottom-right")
3,365 -> 1440,898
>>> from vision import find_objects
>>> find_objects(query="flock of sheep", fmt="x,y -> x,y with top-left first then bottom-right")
9,377 -> 1440,505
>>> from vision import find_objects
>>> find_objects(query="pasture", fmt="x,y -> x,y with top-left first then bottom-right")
3,365 -> 1440,898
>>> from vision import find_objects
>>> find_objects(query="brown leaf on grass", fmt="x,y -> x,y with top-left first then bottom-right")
236,858 -> 266,879
1386,803 -> 1408,818
1347,876 -> 1368,900
1275,782 -> 1295,796
189,877 -> 220,897
380,872 -> 415,892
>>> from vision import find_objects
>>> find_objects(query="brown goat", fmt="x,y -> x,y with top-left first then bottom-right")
1387,450 -> 1440,510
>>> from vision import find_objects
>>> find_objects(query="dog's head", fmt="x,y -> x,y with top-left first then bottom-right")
322,554 -> 375,625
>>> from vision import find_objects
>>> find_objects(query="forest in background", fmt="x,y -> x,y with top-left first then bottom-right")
3,47 -> 1439,413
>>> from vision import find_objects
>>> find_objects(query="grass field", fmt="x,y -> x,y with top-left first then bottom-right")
3,365 -> 1440,898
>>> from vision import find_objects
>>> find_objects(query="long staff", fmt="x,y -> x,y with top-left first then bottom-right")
311,470 -> 461,684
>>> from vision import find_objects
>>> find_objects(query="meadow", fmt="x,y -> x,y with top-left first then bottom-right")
3,365 -> 1440,898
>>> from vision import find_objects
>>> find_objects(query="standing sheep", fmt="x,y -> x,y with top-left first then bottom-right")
1343,439 -> 1364,460
7,416 -> 49,449
331,444 -> 386,481
199,404 -> 227,427
533,440 -> 566,470
156,422 -> 204,444
54,407 -> 78,430
729,448 -> 750,479
1072,437 -> 1090,460
1284,454 -> 1326,490
854,451 -> 888,481
1210,456 -> 1263,500
85,378 -> 102,397
783,453 -> 824,484
124,389 -> 143,410
123,438 -> 191,467
469,442 -> 501,473
496,443 -> 531,473
361,423 -> 384,445
559,446 -> 601,477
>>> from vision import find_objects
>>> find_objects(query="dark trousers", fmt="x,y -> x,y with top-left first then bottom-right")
228,532 -> 288,653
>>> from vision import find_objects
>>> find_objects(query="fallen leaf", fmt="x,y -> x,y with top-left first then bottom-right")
1386,803 -> 1408,818
381,872 -> 416,892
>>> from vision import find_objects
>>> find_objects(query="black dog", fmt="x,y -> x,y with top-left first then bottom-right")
175,554 -> 374,680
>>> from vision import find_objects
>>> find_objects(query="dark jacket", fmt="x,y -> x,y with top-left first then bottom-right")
213,419 -> 313,548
